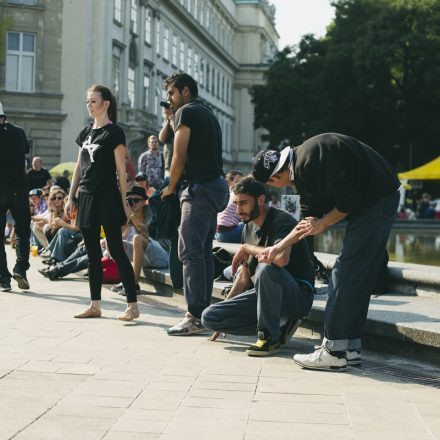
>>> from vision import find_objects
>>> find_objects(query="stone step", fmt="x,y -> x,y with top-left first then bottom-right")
141,267 -> 440,365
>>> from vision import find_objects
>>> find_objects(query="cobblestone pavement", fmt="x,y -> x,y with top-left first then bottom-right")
0,247 -> 439,440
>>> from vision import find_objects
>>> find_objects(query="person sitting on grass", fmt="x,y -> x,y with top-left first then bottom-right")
202,177 -> 315,356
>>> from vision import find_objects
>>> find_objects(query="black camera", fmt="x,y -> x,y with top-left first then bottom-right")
160,100 -> 171,109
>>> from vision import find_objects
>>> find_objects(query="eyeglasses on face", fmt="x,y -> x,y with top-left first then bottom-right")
127,198 -> 143,205
51,196 -> 64,201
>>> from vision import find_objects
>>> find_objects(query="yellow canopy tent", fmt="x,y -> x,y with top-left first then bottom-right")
49,162 -> 76,177
398,156 -> 440,180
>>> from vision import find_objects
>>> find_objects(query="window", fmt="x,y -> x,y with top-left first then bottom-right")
156,18 -> 161,56
200,2 -> 205,26
206,63 -> 210,93
217,70 -> 220,98
163,26 -> 169,60
143,73 -> 150,109
221,75 -> 225,102
200,58 -> 205,87
187,47 -> 192,76
172,34 -> 178,66
114,0 -> 122,22
179,40 -> 185,71
112,54 -> 121,95
212,68 -> 216,96
130,0 -> 138,34
128,67 -> 135,108
226,79 -> 229,105
194,0 -> 198,18
194,52 -> 199,82
206,6 -> 210,29
6,32 -> 35,92
144,7 -> 152,44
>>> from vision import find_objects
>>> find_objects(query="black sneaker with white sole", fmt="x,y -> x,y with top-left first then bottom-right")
246,330 -> 281,357
0,277 -> 11,292
246,338 -> 281,357
13,272 -> 30,290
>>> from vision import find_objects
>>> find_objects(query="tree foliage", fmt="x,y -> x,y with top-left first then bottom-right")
251,0 -> 440,170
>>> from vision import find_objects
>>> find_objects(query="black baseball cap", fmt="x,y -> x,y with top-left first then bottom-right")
252,146 -> 291,183
135,172 -> 148,181
126,186 -> 148,200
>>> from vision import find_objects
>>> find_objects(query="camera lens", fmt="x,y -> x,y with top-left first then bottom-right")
160,100 -> 171,109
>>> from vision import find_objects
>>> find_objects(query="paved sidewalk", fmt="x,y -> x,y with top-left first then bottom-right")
0,247 -> 439,440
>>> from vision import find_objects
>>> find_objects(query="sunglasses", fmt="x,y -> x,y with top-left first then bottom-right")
51,196 -> 64,201
127,198 -> 144,206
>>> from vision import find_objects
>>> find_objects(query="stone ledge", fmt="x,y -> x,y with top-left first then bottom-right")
315,252 -> 440,298
211,241 -> 440,297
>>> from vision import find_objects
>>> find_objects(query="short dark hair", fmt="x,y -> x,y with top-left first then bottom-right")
225,170 -> 243,183
232,176 -> 267,199
164,72 -> 198,98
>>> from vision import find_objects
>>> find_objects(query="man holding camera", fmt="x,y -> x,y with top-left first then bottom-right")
161,73 -> 229,336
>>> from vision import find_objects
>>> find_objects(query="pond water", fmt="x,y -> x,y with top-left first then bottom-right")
314,227 -> 440,267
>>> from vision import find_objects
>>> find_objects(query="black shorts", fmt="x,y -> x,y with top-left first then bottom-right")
77,190 -> 126,229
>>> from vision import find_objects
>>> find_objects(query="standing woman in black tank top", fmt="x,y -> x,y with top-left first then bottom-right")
66,84 -> 139,321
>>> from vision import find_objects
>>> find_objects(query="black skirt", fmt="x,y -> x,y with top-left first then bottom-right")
77,190 -> 126,229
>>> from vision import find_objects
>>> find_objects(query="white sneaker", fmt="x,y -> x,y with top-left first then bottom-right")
346,349 -> 361,366
167,316 -> 207,336
293,346 -> 347,371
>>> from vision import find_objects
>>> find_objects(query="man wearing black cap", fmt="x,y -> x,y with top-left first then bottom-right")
252,133 -> 400,371
161,73 -> 229,335
0,102 -> 31,291
134,172 -> 154,201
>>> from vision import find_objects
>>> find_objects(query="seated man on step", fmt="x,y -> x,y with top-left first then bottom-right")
202,177 -> 315,356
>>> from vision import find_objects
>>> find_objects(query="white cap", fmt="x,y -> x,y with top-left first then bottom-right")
0,102 -> 4,116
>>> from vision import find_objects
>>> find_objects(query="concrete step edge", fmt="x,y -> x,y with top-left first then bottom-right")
140,269 -> 440,353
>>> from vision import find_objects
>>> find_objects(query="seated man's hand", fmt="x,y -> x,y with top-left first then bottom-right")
231,245 -> 249,275
257,244 -> 281,264
208,331 -> 221,342
160,185 -> 174,200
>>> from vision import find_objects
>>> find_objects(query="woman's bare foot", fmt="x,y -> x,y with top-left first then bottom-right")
74,306 -> 101,319
117,304 -> 139,321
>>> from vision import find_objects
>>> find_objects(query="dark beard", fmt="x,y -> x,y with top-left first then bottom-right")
243,203 -> 260,224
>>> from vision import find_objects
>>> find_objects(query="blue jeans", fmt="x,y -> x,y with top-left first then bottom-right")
47,228 -> 82,262
178,177 -> 229,318
202,264 -> 314,340
215,223 -> 244,244
52,244 -> 88,278
324,191 -> 400,351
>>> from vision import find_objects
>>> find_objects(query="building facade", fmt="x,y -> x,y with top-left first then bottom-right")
1,0 -> 278,171
0,0 -> 65,166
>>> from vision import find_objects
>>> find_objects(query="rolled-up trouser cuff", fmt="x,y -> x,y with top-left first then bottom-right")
323,337 -> 348,352
348,338 -> 361,350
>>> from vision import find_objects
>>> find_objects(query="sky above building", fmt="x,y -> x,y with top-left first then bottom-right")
270,0 -> 335,49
